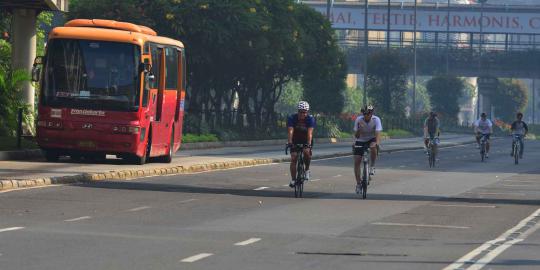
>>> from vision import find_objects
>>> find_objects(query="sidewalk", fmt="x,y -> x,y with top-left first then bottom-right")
0,134 -> 475,191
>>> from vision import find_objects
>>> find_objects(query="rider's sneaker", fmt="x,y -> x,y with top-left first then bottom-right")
355,184 -> 361,194
369,167 -> 375,176
485,153 -> 489,158
305,170 -> 311,181
289,179 -> 296,188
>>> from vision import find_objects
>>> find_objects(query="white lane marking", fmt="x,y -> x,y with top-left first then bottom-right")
430,204 -> 497,208
254,187 -> 269,191
234,238 -> 261,246
502,180 -> 537,183
399,165 -> 407,168
0,184 -> 64,193
501,184 -> 537,187
64,216 -> 91,222
443,208 -> 540,270
0,227 -> 24,233
127,206 -> 151,212
310,179 -> 321,182
332,174 -> 342,178
282,184 -> 290,187
180,253 -> 213,263
372,222 -> 470,229
467,192 -> 526,196
179,199 -> 197,203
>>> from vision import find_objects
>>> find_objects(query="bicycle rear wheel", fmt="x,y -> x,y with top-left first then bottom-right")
362,160 -> 368,199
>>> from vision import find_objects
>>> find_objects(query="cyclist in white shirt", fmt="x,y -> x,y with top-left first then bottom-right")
353,105 -> 382,194
473,112 -> 493,158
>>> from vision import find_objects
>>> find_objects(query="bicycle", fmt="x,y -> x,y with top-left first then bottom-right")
285,144 -> 309,198
479,134 -> 489,162
426,137 -> 439,168
353,144 -> 376,199
511,134 -> 523,165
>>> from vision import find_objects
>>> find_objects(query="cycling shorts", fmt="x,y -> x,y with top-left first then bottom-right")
353,138 -> 376,156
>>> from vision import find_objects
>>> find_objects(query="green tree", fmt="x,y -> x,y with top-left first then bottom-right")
342,86 -> 364,114
367,50 -> 409,118
0,69 -> 30,136
406,80 -> 431,116
487,78 -> 528,122
426,76 -> 464,122
275,80 -> 303,114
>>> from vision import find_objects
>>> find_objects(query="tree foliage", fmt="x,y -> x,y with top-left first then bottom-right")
68,0 -> 347,131
426,75 -> 464,121
486,78 -> 528,122
366,50 -> 409,118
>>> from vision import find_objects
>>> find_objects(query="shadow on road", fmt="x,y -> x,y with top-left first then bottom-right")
79,181 -> 540,206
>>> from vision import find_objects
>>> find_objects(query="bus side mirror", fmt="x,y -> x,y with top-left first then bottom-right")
31,56 -> 43,82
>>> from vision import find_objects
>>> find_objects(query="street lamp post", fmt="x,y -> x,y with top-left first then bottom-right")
476,0 -> 487,119
363,0 -> 368,107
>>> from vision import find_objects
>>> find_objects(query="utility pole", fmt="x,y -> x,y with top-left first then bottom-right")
363,0 -> 369,107
326,0 -> 332,19
386,0 -> 391,109
413,0 -> 417,115
386,0 -> 391,51
446,0 -> 450,74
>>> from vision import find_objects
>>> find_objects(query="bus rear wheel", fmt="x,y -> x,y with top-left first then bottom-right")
158,128 -> 174,163
44,150 -> 59,162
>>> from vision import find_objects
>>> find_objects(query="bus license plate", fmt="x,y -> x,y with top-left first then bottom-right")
78,141 -> 96,148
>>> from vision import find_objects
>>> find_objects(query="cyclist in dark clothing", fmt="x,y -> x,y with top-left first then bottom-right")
287,101 -> 315,187
510,112 -> 528,158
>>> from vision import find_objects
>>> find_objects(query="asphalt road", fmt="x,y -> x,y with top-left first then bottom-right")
1,137 -> 539,270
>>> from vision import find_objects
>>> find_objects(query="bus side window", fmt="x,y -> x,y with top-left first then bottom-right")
165,47 -> 178,90
181,49 -> 186,91
150,44 -> 161,90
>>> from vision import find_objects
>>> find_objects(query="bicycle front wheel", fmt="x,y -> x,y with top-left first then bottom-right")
362,161 -> 368,199
514,143 -> 519,165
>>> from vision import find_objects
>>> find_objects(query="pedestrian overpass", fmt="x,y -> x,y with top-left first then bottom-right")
305,1 -> 540,78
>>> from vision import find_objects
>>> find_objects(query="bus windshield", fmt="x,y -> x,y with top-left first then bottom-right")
42,39 -> 141,111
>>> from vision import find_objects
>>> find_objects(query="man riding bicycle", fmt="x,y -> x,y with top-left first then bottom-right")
473,112 -> 493,158
353,105 -> 382,194
510,112 -> 528,158
423,112 -> 440,154
287,101 -> 315,188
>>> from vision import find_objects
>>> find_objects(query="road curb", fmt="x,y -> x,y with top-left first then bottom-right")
0,139 -> 476,192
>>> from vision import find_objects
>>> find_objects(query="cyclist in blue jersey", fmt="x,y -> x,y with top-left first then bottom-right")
287,101 -> 316,188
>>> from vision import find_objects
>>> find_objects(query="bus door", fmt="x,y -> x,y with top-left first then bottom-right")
174,48 -> 186,151
148,44 -> 167,156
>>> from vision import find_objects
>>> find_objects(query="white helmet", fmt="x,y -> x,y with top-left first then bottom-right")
297,101 -> 310,111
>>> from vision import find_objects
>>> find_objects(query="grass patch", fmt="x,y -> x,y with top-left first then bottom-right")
382,129 -> 414,138
182,133 -> 219,143
0,136 -> 39,151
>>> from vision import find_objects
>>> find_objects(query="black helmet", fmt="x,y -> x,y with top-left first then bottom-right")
517,112 -> 523,118
481,112 -> 487,118
429,111 -> 437,117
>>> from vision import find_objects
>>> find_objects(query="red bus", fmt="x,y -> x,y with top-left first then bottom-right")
32,19 -> 186,164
